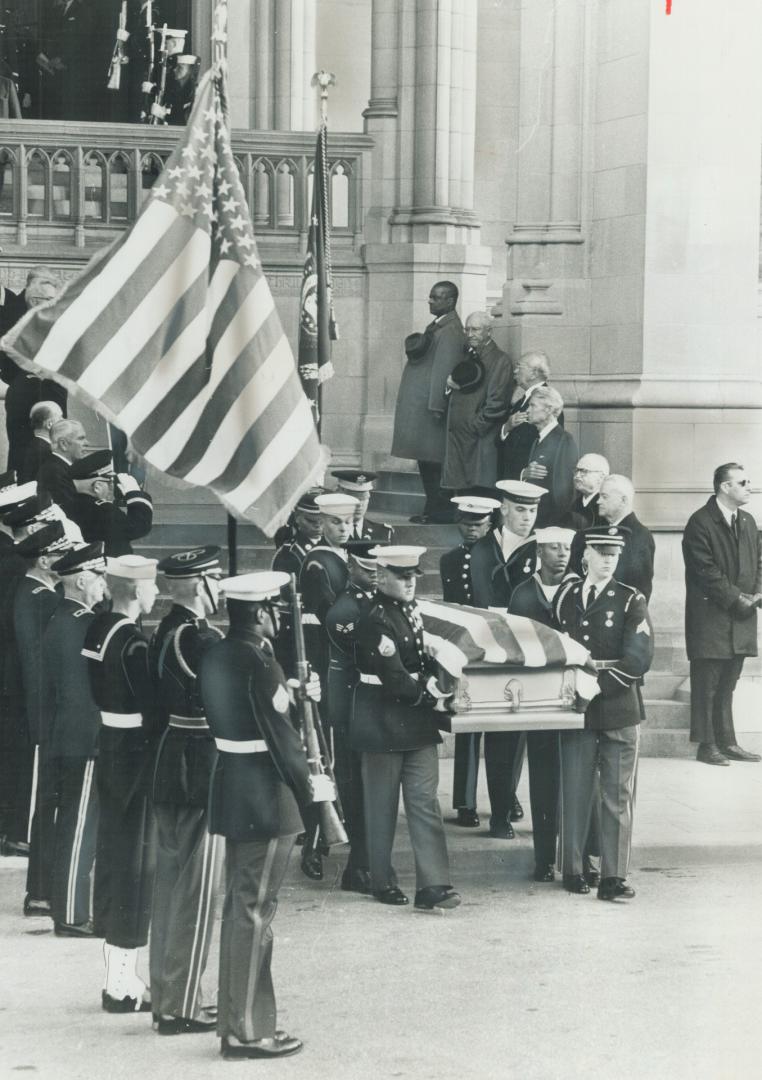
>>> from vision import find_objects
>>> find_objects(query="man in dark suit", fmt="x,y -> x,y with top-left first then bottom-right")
392,281 -> 466,523
497,351 -> 561,480
554,526 -> 654,901
682,463 -> 762,766
19,400 -> 63,483
569,474 -> 655,601
37,418 -> 88,520
520,386 -> 578,528
199,570 -> 324,1059
331,469 -> 394,543
565,453 -> 609,531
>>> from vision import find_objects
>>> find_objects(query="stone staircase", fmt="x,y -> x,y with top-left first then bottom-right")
136,467 -> 701,758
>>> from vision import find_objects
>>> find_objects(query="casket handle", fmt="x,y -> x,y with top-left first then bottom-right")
503,678 -> 522,712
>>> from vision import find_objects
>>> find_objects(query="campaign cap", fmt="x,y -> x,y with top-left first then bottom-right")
106,555 -> 158,580
220,571 -> 290,602
315,493 -> 359,517
451,495 -> 500,521
331,469 -> 378,493
535,527 -> 576,545
52,542 -> 106,576
495,479 -> 546,505
370,545 -> 426,576
583,525 -> 630,550
69,450 -> 114,481
14,520 -> 69,558
158,545 -> 222,579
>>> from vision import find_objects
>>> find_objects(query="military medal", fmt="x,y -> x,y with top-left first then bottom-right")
605,610 -> 614,627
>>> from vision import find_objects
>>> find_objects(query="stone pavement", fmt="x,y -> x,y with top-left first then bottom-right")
1,755 -> 761,1080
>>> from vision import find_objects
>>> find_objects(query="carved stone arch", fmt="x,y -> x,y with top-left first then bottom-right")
51,149 -> 75,220
251,157 -> 275,228
83,150 -> 108,221
25,148 -> 51,219
107,150 -> 132,222
0,146 -> 18,218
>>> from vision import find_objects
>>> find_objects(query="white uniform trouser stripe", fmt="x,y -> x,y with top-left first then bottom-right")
242,839 -> 277,1040
181,831 -> 218,1018
27,745 -> 39,844
66,760 -> 94,925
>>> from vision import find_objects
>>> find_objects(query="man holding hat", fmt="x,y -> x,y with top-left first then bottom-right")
324,539 -> 379,894
440,494 -> 499,828
331,469 -> 394,543
199,570 -> 327,1059
82,554 -> 160,1011
553,526 -> 654,901
352,546 -> 460,912
70,449 -> 153,556
13,522 -> 70,914
508,526 -> 575,881
148,546 -> 224,1036
43,542 -> 108,935
391,281 -> 466,524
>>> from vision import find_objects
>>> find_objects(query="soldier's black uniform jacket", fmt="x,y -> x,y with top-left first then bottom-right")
553,575 -> 654,731
351,595 -> 443,754
440,543 -> 477,604
13,574 -> 61,744
508,573 -> 556,627
469,529 -> 537,608
0,546 -> 27,711
41,598 -> 100,758
352,518 -> 394,544
71,489 -> 153,557
149,604 -> 223,807
325,584 -> 376,727
199,630 -> 313,840
272,536 -> 318,577
299,544 -> 349,679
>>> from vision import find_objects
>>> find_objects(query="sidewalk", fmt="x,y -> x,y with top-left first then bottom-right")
1,755 -> 760,1080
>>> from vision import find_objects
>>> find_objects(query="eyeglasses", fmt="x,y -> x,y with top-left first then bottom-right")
727,478 -> 752,488
573,467 -> 602,475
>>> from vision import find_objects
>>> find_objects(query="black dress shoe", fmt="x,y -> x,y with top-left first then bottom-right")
373,886 -> 409,906
488,820 -> 515,839
300,848 -> 323,880
101,989 -> 153,1013
455,808 -> 480,828
340,867 -> 373,894
23,895 -> 51,917
696,743 -> 730,766
157,1014 -> 217,1035
221,1034 -> 303,1059
720,744 -> 762,763
533,864 -> 555,883
583,859 -> 600,888
563,874 -> 590,895
54,919 -> 96,938
414,885 -> 461,912
510,796 -> 524,822
597,877 -> 635,902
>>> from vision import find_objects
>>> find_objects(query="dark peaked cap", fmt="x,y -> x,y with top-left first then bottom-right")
158,545 -> 223,578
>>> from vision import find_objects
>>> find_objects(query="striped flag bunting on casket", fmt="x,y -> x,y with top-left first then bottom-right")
0,65 -> 327,537
417,600 -> 600,706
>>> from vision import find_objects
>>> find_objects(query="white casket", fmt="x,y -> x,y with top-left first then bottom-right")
447,662 -> 588,733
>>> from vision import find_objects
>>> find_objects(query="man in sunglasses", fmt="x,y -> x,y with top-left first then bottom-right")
683,463 -> 762,766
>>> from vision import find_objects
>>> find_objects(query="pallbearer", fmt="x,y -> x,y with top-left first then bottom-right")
44,543 -> 108,935
148,546 -> 224,1036
199,571 -> 330,1060
82,555 -> 159,1012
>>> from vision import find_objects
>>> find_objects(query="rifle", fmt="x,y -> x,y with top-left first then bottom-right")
289,574 -> 348,846
107,2 -> 129,92
139,1 -> 155,123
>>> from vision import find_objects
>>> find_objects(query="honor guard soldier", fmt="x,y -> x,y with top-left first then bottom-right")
324,539 -> 379,894
468,479 -> 546,838
508,527 -> 575,881
272,488 -> 324,574
148,546 -> 224,1036
297,492 -> 356,879
43,543 -> 108,935
553,527 -> 654,901
70,450 -> 153,556
13,521 -> 70,916
441,495 -> 499,829
331,469 -> 394,543
82,555 -> 160,1012
199,571 -> 330,1060
352,546 -> 460,912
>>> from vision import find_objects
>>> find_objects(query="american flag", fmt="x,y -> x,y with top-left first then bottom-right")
1,67 -> 327,536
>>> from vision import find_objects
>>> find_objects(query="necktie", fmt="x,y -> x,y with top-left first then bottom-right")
585,585 -> 597,610
731,513 -> 739,540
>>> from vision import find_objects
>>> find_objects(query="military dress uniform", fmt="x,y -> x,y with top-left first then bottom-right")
352,577 -> 454,902
148,548 -> 225,1028
43,544 -> 106,930
553,534 -> 654,895
298,542 -> 349,685
198,573 -> 315,1051
82,568 -> 159,958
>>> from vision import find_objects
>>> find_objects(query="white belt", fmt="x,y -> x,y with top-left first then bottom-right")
359,674 -> 381,685
169,715 -> 210,731
302,613 -> 320,625
101,712 -> 142,729
214,738 -> 268,754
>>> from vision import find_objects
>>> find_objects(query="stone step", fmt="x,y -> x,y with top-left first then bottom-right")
373,469 -> 423,494
370,489 -> 425,516
641,699 -> 690,729
642,672 -> 684,699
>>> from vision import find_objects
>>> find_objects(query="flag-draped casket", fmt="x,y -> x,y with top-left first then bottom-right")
417,600 -> 599,733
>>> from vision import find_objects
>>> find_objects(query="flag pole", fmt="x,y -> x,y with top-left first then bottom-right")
211,0 -> 238,574
312,71 -> 335,441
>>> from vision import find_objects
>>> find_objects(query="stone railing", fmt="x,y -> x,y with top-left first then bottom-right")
0,120 -> 373,254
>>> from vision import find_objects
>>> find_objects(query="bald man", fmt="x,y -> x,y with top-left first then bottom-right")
442,312 -> 513,491
20,401 -> 63,483
565,453 -> 610,531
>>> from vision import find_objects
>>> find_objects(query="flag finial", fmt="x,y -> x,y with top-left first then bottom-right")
312,70 -> 336,125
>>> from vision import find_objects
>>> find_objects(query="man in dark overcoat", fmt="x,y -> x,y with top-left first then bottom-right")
520,385 -> 578,528
564,453 -> 609,531
442,312 -> 513,491
497,351 -> 560,480
391,281 -> 466,523
682,462 -> 762,766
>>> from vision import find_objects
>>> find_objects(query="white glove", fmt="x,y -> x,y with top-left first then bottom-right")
116,472 -> 140,496
310,774 -> 336,803
426,676 -> 453,712
286,674 -> 322,703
